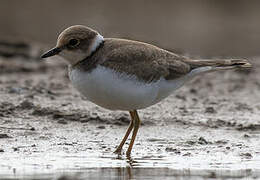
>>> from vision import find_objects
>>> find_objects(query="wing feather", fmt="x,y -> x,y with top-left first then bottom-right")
101,43 -> 191,82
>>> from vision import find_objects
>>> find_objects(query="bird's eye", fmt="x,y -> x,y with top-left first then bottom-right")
68,39 -> 79,46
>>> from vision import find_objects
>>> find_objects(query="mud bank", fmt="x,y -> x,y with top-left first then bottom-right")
0,41 -> 259,179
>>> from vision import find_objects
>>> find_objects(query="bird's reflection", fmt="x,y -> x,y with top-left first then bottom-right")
116,166 -> 133,180
113,153 -> 140,179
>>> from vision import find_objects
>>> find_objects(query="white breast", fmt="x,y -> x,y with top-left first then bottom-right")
69,65 -> 211,111
69,66 -> 159,110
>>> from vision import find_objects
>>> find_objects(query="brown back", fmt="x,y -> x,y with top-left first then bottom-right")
73,38 -> 191,83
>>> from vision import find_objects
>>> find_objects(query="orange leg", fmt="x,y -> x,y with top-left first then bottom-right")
126,110 -> 141,157
114,111 -> 135,154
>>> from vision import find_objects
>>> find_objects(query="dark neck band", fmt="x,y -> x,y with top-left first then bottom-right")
73,40 -> 104,67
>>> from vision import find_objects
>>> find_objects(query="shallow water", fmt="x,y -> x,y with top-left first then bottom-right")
1,151 -> 260,180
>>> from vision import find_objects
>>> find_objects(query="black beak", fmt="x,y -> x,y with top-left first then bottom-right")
41,47 -> 63,58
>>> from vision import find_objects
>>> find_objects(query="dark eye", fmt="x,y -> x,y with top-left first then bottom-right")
68,39 -> 79,46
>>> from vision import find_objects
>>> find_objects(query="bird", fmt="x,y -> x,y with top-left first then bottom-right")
41,25 -> 252,157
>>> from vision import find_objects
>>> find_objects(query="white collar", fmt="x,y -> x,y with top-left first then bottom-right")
89,33 -> 104,55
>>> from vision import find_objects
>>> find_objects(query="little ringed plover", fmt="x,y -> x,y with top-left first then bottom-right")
41,25 -> 252,156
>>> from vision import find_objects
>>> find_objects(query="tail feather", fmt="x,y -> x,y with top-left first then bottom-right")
186,59 -> 252,71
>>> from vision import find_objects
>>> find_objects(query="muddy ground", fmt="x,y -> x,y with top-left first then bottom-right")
0,41 -> 259,179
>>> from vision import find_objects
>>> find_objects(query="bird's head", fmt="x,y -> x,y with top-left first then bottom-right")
41,25 -> 104,65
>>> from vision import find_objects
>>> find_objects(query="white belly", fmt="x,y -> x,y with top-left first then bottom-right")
68,65 -> 206,111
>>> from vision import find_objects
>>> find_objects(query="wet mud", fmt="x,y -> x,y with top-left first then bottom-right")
0,40 -> 259,179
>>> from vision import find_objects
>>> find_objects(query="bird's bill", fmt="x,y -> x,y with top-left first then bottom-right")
41,47 -> 63,58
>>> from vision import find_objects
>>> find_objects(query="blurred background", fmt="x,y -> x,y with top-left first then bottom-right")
0,0 -> 260,57
1,1 -> 260,179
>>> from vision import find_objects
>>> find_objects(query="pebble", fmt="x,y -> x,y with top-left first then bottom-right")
19,100 -> 34,109
241,152 -> 253,159
8,87 -> 23,94
243,134 -> 250,138
182,152 -> 191,156
97,125 -> 106,129
165,147 -> 181,154
190,88 -> 197,94
0,133 -> 11,138
57,119 -> 68,124
205,107 -> 216,113
198,137 -> 208,145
